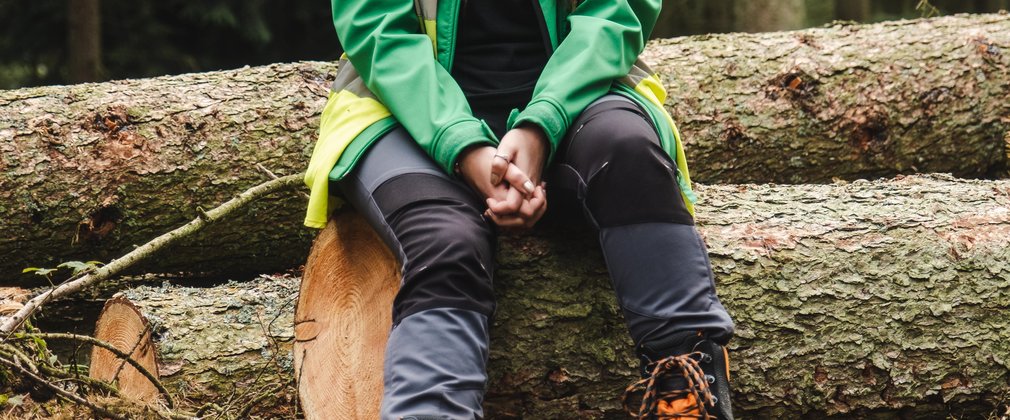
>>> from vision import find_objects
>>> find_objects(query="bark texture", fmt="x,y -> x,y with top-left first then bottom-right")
110,275 -> 298,409
111,175 -> 1010,418
485,174 -> 1010,419
1,62 -> 331,283
644,12 -> 1009,184
2,14 -> 1008,282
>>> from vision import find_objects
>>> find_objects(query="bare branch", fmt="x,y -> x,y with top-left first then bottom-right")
0,173 -> 303,337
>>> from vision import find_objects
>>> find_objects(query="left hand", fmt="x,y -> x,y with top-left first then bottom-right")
486,125 -> 549,228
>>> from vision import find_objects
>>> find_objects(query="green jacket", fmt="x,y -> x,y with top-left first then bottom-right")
303,0 -> 696,228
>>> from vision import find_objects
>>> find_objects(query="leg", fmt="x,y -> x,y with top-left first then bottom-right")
338,128 -> 496,419
550,96 -> 735,418
552,96 -> 734,344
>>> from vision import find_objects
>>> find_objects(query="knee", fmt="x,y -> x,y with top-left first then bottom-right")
571,111 -> 691,227
572,109 -> 670,177
389,201 -> 497,321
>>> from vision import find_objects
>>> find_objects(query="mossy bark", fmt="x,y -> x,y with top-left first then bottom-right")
2,14 -> 1008,282
644,12 -> 1009,184
111,274 -> 299,413
487,174 -> 1010,419
1,62 -> 334,283
109,175 -> 1010,418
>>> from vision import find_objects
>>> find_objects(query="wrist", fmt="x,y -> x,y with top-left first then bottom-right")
517,122 -> 549,151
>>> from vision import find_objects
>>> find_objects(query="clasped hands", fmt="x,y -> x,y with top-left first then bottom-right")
458,125 -> 548,229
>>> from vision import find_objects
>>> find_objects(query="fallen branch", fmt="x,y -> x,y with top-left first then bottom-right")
0,173 -> 303,336
19,332 -> 173,409
0,355 -> 128,420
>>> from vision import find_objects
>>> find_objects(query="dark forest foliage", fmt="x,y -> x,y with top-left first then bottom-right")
0,0 -> 1006,89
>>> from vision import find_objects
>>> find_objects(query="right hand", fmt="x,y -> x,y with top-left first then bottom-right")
457,145 -> 546,229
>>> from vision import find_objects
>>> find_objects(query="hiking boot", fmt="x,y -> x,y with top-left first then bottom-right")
622,330 -> 734,419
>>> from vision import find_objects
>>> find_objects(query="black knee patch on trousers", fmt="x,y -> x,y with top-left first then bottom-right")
373,174 -> 497,324
557,100 -> 694,228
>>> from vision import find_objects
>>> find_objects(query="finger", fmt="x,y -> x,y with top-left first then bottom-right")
502,162 -> 535,197
526,186 -> 548,228
488,186 -> 524,215
517,186 -> 546,219
490,146 -> 515,186
485,208 -> 527,228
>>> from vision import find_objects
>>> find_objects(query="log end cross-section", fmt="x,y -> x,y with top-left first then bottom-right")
295,210 -> 400,419
90,295 -> 160,403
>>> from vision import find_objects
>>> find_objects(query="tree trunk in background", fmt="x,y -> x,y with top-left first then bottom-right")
67,0 -> 102,83
653,0 -> 736,38
2,14 -> 1008,283
99,175 -> 1010,418
983,0 -> 1010,11
734,0 -> 807,32
835,0 -> 872,20
805,0 -> 836,26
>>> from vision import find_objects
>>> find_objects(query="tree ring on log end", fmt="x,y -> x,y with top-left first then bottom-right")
90,295 -> 160,403
295,210 -> 400,419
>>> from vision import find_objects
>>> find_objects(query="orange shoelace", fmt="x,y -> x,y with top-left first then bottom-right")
622,351 -> 716,419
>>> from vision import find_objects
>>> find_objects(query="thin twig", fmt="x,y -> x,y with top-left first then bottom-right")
19,332 -> 174,408
0,173 -> 303,337
238,379 -> 292,419
0,355 -> 128,420
0,342 -> 38,373
257,163 -> 310,199
111,323 -> 153,387
37,362 -> 121,396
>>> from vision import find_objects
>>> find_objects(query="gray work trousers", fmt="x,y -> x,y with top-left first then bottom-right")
337,95 -> 735,419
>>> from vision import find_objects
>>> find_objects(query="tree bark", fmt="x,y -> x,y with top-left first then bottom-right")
99,175 -> 1010,418
94,275 -> 299,413
644,12 -> 1009,184
2,14 -> 1008,282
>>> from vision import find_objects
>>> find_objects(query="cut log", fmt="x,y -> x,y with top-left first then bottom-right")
3,14 -> 1009,282
294,210 -> 399,419
90,275 -> 299,412
648,13 -> 1010,184
95,175 -> 1010,418
89,295 -> 160,403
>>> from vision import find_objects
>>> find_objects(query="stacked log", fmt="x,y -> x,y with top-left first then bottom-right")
89,275 -> 299,411
92,175 -> 1010,418
2,13 -> 1008,281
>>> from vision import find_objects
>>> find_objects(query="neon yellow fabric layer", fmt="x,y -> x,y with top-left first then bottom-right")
634,73 -> 696,216
423,19 -> 436,52
303,90 -> 391,228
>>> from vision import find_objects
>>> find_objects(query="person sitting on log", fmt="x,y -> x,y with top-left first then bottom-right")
303,0 -> 737,418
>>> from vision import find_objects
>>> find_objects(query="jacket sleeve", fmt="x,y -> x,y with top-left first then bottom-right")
509,0 -> 661,164
331,0 -> 496,175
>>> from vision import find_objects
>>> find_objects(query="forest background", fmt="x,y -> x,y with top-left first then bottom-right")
2,0 -> 1008,90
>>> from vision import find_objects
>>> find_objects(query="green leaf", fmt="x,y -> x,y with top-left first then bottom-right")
5,394 -> 24,407
32,268 -> 56,276
58,260 -> 97,275
21,267 -> 40,273
58,261 -> 88,270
